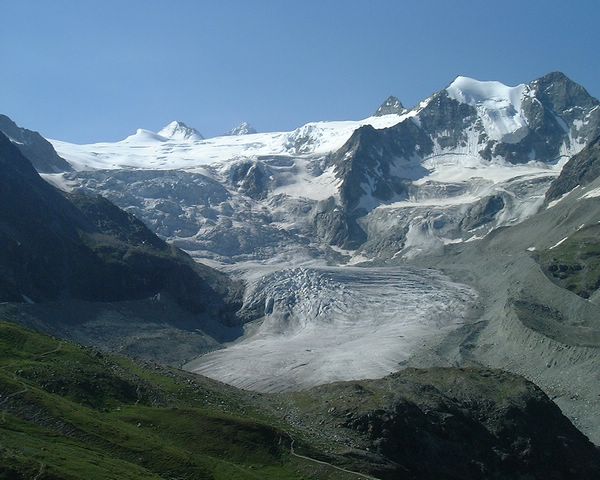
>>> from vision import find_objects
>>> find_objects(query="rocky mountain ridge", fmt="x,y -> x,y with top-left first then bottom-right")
0,114 -> 72,173
41,71 -> 600,261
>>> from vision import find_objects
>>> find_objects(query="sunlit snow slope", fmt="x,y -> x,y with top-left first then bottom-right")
51,114 -> 405,172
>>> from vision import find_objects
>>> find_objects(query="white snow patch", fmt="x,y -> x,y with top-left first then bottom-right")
157,121 -> 203,141
581,186 -> 600,199
50,113 -> 406,173
121,129 -> 167,143
40,173 -> 77,192
465,234 -> 485,243
271,163 -> 338,201
446,76 -> 528,143
547,186 -> 580,208
549,237 -> 569,250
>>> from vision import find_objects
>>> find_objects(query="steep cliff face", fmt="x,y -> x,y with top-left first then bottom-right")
546,135 -> 600,202
332,72 -> 600,217
0,114 -> 72,173
0,131 -> 239,315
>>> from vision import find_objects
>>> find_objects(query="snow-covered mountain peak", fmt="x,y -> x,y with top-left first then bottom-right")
446,76 -> 526,107
446,76 -> 529,143
226,122 -> 257,136
121,129 -> 167,143
157,121 -> 204,141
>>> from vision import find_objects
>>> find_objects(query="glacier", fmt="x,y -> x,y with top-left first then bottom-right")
40,72 -> 600,391
186,265 -> 477,392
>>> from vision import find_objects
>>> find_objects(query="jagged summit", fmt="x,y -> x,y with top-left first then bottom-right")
158,121 -> 204,141
374,95 -> 406,116
530,71 -> 600,112
225,122 -> 257,136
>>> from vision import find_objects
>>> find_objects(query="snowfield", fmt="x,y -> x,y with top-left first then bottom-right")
186,266 -> 477,392
50,113 -> 405,172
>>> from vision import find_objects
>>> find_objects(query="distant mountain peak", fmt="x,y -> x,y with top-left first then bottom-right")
158,121 -> 204,141
529,71 -> 599,113
374,96 -> 406,116
121,129 -> 168,143
536,71 -> 571,83
225,122 -> 257,136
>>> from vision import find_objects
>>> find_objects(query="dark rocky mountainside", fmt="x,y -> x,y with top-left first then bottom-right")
0,114 -> 72,173
408,161 -> 600,444
546,135 -> 600,202
0,130 -> 240,319
286,368 -> 600,479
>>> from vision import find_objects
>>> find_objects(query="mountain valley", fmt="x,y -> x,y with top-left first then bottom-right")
3,70 -> 600,478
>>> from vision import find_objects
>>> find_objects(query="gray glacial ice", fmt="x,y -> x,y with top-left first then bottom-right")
186,265 -> 477,392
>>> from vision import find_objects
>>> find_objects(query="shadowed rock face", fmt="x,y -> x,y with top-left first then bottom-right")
287,368 -> 600,480
226,159 -> 272,200
0,114 -> 72,173
546,135 -> 600,202
0,132 -> 239,316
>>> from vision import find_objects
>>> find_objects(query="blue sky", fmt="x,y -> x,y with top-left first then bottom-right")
2,0 -> 599,143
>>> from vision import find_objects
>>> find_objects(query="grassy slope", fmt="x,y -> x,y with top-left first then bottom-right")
537,223 -> 600,298
2,320 -> 599,479
0,321 -> 355,480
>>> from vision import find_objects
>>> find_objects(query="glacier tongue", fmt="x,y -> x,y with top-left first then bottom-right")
186,265 -> 477,392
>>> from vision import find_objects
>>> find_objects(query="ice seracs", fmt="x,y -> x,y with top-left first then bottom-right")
157,120 -> 204,141
187,266 -> 477,392
446,76 -> 529,143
